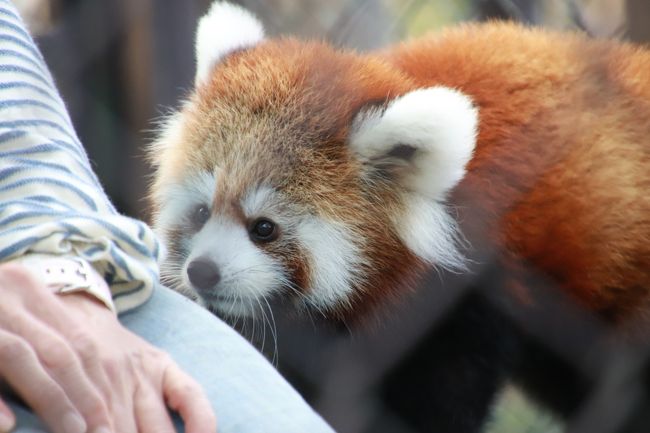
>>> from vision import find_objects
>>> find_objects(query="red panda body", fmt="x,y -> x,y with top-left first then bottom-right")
149,3 -> 650,432
387,24 -> 650,323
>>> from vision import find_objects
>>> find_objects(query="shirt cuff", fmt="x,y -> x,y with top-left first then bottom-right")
9,254 -> 116,313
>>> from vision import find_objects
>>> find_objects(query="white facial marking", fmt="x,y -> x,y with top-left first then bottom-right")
396,194 -> 468,272
195,1 -> 265,86
241,185 -> 275,216
154,171 -> 217,235
351,86 -> 478,199
187,218 -> 285,316
298,216 -> 366,310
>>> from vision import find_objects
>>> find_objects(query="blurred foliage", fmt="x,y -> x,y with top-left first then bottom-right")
386,0 -> 475,37
487,386 -> 564,433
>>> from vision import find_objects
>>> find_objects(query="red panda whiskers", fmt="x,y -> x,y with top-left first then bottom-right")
149,3 -> 650,431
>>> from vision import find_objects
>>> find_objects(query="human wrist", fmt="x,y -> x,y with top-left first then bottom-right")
7,255 -> 116,314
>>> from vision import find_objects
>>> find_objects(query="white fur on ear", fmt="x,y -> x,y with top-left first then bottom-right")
195,1 -> 265,86
394,194 -> 468,271
351,86 -> 478,199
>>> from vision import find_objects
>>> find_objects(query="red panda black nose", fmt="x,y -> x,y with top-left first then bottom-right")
187,257 -> 221,292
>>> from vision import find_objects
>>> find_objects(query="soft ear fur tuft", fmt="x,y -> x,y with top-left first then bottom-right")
350,86 -> 478,199
195,1 -> 265,86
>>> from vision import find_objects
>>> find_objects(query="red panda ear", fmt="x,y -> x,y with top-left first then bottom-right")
195,1 -> 265,87
350,87 -> 478,200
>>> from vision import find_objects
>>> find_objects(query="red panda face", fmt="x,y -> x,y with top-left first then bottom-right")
149,2 -> 478,319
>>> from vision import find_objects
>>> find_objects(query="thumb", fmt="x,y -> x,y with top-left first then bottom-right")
0,397 -> 16,432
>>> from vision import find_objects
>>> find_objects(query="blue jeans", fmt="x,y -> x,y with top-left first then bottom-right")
6,286 -> 335,433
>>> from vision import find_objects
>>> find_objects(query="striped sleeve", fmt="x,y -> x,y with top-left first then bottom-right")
0,0 -> 160,312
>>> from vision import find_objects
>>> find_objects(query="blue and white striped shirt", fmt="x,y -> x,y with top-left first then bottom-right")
0,0 -> 159,312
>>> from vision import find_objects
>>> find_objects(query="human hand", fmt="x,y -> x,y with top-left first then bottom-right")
0,262 -> 217,433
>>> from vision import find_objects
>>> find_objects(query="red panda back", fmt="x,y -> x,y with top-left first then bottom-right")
382,22 -> 650,324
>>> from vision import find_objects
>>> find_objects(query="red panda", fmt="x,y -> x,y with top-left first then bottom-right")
148,2 -> 650,431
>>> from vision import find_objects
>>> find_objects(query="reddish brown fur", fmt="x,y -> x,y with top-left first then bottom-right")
152,39 -> 426,319
151,22 -> 649,325
382,23 -> 650,324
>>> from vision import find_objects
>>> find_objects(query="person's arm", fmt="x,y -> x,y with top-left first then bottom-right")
0,0 -> 157,312
0,2 -> 215,433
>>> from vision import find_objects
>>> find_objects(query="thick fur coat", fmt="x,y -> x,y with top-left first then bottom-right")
149,3 -> 650,432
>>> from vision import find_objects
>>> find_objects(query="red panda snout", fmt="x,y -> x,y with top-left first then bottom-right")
186,256 -> 222,293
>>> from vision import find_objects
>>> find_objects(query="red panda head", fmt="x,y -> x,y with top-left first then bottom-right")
149,1 -> 478,320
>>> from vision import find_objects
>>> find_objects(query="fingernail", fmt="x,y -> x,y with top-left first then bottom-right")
92,427 -> 112,433
62,412 -> 86,433
0,411 -> 14,432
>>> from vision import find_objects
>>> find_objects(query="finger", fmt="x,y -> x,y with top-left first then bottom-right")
108,393 -> 138,433
64,328 -> 116,418
0,329 -> 86,433
163,364 -> 217,433
135,383 -> 177,433
0,397 -> 16,433
9,313 -> 113,433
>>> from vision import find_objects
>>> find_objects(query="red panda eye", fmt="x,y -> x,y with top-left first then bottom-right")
250,218 -> 277,243
192,205 -> 210,229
